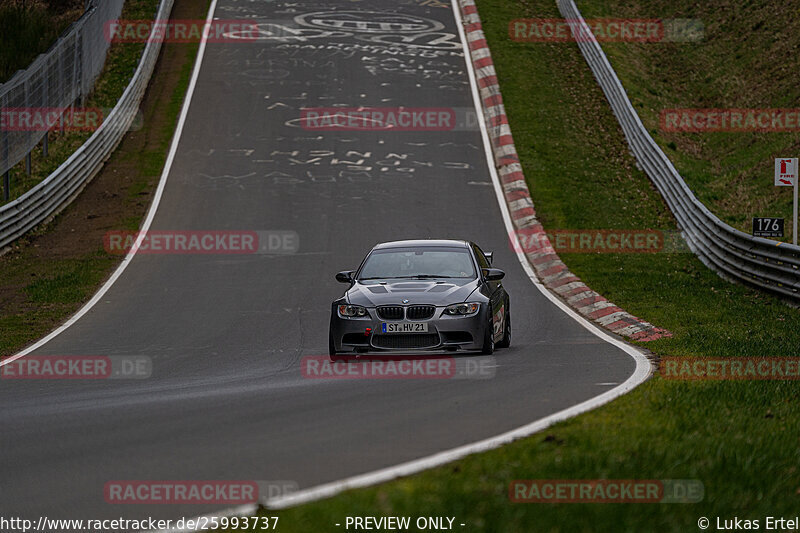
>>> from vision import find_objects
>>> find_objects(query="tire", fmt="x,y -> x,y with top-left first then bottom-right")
496,305 -> 511,349
481,317 -> 495,355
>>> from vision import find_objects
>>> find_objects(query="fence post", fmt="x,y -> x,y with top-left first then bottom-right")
23,70 -> 31,178
78,25 -> 86,107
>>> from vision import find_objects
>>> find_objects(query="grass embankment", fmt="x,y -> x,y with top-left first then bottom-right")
577,0 -> 800,236
0,0 -> 205,355
214,0 -> 800,531
1,0 -> 161,206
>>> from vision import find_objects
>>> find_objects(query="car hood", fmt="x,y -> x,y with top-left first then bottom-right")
346,279 -> 479,307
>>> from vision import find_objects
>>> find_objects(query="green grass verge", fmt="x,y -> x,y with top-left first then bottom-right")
575,0 -> 800,236
0,251 -> 118,352
213,0 -> 800,531
1,0 -> 159,207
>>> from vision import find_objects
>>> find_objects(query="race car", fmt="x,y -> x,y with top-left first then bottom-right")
329,239 -> 511,359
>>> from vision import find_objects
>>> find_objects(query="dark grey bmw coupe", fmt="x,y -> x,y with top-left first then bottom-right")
329,239 -> 511,359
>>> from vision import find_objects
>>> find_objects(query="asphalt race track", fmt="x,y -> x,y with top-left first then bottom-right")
0,0 -> 640,526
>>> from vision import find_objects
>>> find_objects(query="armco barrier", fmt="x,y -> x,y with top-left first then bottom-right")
0,0 -> 174,250
558,0 -> 800,301
458,0 -> 671,341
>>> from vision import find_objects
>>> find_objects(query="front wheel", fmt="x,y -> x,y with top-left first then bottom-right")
496,306 -> 511,349
481,318 -> 495,355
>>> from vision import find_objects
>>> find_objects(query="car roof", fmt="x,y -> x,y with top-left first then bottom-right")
372,239 -> 470,250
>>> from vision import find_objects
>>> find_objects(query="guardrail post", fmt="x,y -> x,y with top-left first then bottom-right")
26,152 -> 31,175
43,132 -> 48,158
3,171 -> 8,201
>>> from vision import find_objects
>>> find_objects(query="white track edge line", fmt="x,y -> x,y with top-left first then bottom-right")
1,0 -> 219,367
150,1 -> 653,529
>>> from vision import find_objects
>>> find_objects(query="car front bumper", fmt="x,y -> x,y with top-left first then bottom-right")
329,304 -> 489,353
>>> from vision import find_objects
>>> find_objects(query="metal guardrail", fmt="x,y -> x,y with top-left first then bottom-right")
0,0 -> 174,251
559,0 -> 800,301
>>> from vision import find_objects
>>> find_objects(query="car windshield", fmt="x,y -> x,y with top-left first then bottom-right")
358,247 -> 476,280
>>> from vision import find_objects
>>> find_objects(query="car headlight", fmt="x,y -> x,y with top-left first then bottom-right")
338,304 -> 369,318
444,302 -> 480,316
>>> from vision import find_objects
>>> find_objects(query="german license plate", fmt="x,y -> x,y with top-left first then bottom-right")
382,322 -> 428,333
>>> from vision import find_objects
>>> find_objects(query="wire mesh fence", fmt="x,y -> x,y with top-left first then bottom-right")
0,0 -> 172,250
0,0 -> 125,199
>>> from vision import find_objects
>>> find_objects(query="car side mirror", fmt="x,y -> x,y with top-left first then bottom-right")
484,251 -> 494,265
482,268 -> 505,281
336,271 -> 354,284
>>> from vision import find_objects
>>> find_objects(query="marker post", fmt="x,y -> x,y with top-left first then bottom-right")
775,158 -> 799,244
794,177 -> 798,245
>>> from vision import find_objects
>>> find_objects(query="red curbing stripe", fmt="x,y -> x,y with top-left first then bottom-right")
511,206 -> 535,220
630,328 -> 672,341
497,154 -> 521,165
606,319 -> 639,331
538,264 -> 568,278
571,294 -> 607,308
464,22 -> 482,34
478,75 -> 499,89
485,114 -> 509,128
475,57 -> 494,69
563,285 -> 594,298
504,190 -> 530,202
531,253 -> 559,265
483,94 -> 504,107
500,171 -> 525,184
546,275 -> 582,289
588,306 -> 624,319
469,39 -> 488,51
